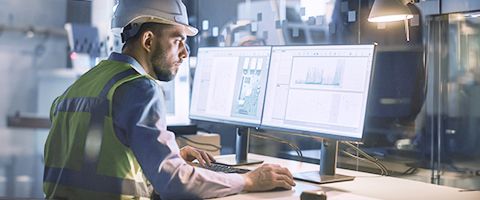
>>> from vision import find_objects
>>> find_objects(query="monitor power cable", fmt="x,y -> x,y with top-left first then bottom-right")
341,150 -> 387,176
251,132 -> 303,158
245,130 -> 389,176
341,141 -> 390,176
177,135 -> 222,153
342,141 -> 389,175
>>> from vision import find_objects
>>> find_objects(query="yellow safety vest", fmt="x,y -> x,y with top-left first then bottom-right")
44,60 -> 153,199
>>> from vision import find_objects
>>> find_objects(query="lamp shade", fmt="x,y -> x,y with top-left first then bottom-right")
368,0 -> 413,23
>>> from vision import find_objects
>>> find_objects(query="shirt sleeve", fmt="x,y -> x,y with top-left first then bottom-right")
112,78 -> 244,199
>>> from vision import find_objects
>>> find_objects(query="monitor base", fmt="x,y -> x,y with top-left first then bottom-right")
293,171 -> 354,184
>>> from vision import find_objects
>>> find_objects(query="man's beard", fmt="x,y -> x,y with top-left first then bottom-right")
151,48 -> 175,82
155,66 -> 174,81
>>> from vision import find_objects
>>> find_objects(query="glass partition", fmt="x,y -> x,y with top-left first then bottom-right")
425,12 -> 480,190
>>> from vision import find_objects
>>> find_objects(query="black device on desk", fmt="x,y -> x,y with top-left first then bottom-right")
167,124 -> 197,135
301,190 -> 327,200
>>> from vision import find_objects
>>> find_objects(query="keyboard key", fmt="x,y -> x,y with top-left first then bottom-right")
200,163 -> 250,174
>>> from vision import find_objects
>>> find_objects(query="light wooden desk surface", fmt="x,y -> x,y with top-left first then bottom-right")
212,154 -> 480,200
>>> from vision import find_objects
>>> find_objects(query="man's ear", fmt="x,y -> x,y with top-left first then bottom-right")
141,30 -> 155,53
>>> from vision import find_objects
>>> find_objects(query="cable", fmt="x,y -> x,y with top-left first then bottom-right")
252,132 -> 303,157
341,141 -> 390,176
341,142 -> 385,168
342,149 -> 386,176
251,132 -> 303,158
341,150 -> 386,176
177,135 -> 221,150
342,142 -> 389,176
247,130 -> 388,175
177,135 -> 221,152
344,142 -> 389,175
402,166 -> 418,175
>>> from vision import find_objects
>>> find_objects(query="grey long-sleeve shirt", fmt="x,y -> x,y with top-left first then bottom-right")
109,53 -> 244,199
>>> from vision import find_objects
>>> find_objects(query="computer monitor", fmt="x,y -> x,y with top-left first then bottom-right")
261,44 -> 376,183
190,46 -> 272,165
190,46 -> 272,127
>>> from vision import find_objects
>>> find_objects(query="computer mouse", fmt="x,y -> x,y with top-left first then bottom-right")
300,190 -> 327,200
270,187 -> 292,191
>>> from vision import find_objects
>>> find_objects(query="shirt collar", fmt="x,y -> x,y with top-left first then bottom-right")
108,52 -> 148,76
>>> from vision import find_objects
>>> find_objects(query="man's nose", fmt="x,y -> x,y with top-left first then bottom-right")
179,42 -> 189,59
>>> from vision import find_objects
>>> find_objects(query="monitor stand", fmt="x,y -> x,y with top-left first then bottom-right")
215,127 -> 263,166
293,139 -> 354,184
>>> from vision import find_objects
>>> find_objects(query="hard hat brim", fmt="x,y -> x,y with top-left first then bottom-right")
126,16 -> 198,36
112,0 -> 198,36
184,25 -> 199,36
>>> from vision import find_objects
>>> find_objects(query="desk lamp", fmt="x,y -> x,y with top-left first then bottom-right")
368,0 -> 414,41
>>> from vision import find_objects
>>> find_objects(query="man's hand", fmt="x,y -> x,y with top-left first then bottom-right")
241,164 -> 296,192
180,146 -> 215,167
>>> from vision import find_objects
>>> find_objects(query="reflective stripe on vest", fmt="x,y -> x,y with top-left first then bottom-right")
44,166 -> 148,197
45,67 -> 150,198
54,68 -> 138,115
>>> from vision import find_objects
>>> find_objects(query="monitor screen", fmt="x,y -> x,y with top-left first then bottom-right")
261,45 -> 376,141
190,46 -> 272,127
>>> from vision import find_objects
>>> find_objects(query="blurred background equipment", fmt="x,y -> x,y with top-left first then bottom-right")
1,0 -> 480,198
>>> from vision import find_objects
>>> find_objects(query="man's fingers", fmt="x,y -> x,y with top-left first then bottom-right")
185,147 -> 217,167
275,167 -> 293,179
206,152 -> 216,163
274,180 -> 293,190
276,174 -> 296,186
199,151 -> 212,166
191,150 -> 206,166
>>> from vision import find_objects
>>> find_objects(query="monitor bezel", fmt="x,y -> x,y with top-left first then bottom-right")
189,46 -> 273,128
259,44 -> 377,142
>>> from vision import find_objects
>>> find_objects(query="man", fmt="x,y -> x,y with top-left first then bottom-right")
43,0 -> 295,199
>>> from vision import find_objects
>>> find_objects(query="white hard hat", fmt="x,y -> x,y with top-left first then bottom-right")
112,0 -> 198,41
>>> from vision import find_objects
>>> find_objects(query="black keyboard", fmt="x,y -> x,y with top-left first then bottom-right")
200,163 -> 250,174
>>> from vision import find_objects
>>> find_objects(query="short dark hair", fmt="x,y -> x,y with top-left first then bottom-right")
122,22 -> 172,50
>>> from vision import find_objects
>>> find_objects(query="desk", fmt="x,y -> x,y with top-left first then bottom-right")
213,154 -> 480,200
